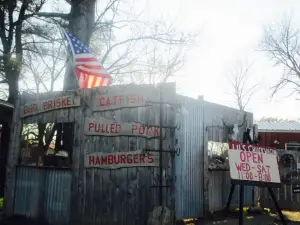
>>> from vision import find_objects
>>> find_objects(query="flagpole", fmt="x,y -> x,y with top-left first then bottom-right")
58,27 -> 81,90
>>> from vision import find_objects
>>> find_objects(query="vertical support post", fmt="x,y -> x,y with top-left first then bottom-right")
226,184 -> 236,210
159,85 -> 163,207
267,187 -> 287,225
239,184 -> 244,225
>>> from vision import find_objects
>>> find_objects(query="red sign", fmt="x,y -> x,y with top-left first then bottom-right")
21,95 -> 80,118
228,142 -> 280,184
84,117 -> 162,138
229,141 -> 277,155
84,150 -> 159,169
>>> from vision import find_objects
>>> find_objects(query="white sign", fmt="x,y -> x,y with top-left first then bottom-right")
20,94 -> 80,118
228,142 -> 281,184
84,116 -> 163,138
85,150 -> 159,169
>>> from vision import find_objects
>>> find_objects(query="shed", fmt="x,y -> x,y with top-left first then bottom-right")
4,84 -> 254,224
257,121 -> 300,150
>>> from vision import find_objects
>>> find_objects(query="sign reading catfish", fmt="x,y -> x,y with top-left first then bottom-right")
92,85 -> 159,111
228,142 -> 280,184
85,150 -> 159,169
84,116 -> 162,138
21,95 -> 80,118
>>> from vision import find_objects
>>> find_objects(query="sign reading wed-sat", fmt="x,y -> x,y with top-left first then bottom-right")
228,142 -> 281,185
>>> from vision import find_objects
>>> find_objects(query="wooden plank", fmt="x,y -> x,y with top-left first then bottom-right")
20,94 -> 81,118
91,84 -> 158,112
84,150 -> 159,169
84,116 -> 163,138
70,106 -> 84,225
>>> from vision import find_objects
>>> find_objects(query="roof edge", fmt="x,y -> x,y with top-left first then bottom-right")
0,100 -> 14,109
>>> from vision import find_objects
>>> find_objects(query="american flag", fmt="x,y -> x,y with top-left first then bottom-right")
63,31 -> 113,88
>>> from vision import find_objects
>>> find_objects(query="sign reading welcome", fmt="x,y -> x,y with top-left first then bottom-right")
21,95 -> 80,118
84,117 -> 162,138
228,142 -> 281,184
85,150 -> 159,169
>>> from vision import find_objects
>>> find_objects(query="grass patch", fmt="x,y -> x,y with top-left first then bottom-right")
0,198 -> 3,210
282,210 -> 300,222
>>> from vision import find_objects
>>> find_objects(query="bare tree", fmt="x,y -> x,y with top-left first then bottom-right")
227,59 -> 258,111
21,33 -> 66,93
260,15 -> 300,97
34,0 -> 197,86
89,3 -> 197,84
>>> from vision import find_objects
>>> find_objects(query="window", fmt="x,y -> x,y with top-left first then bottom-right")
20,122 -> 74,168
208,141 -> 229,171
285,142 -> 300,151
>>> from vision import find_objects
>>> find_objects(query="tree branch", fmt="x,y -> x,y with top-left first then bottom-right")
34,12 -> 70,20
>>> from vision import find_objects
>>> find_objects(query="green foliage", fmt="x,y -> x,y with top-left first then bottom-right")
0,198 -> 3,210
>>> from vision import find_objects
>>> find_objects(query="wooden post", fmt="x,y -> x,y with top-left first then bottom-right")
267,187 -> 287,225
3,98 -> 22,217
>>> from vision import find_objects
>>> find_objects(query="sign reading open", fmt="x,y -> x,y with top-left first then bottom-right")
228,142 -> 281,184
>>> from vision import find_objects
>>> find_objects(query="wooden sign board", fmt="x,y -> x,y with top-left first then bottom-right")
84,116 -> 163,138
20,95 -> 80,118
91,83 -> 179,112
92,85 -> 158,111
228,142 -> 281,187
85,150 -> 159,169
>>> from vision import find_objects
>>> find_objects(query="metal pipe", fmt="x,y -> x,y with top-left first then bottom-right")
239,185 -> 244,225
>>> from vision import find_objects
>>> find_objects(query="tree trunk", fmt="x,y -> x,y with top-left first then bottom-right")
64,0 -> 96,90
0,69 -> 19,197
62,0 -> 96,159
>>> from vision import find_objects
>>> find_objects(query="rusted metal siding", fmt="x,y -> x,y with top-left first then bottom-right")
175,96 -> 204,219
259,132 -> 300,149
14,166 -> 71,225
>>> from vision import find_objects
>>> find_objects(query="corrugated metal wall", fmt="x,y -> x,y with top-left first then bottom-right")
175,97 -> 204,219
175,97 -> 254,219
14,166 -> 71,225
208,171 -> 253,211
204,101 -> 254,212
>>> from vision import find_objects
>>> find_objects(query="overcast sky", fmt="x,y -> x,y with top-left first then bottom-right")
137,0 -> 300,119
41,0 -> 300,120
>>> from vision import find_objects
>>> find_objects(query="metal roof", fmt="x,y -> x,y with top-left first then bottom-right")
257,121 -> 300,132
0,99 -> 13,109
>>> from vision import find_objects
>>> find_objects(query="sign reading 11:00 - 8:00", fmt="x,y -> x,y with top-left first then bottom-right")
228,142 -> 280,184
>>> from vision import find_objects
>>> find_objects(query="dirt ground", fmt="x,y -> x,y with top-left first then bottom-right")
180,209 -> 300,225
